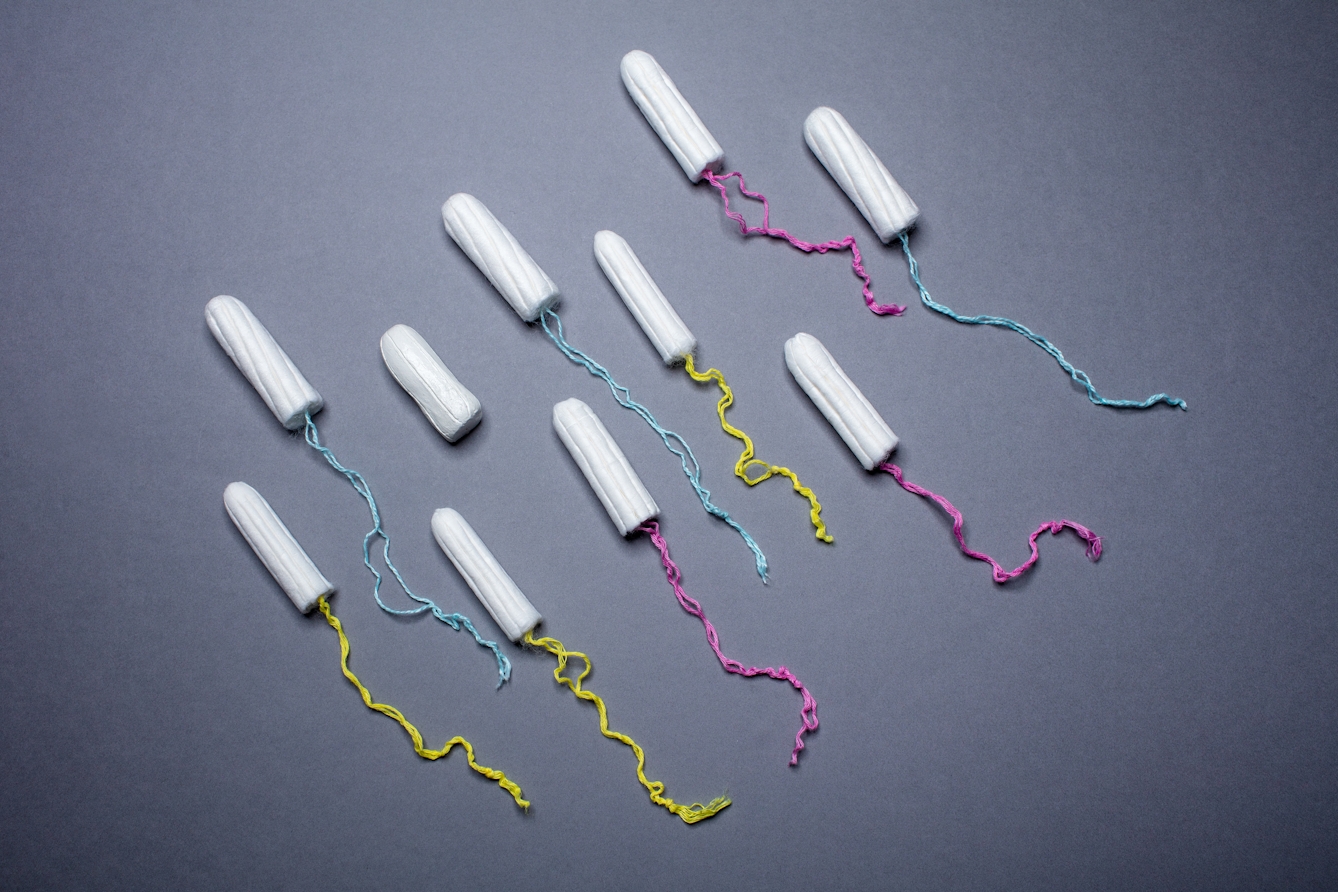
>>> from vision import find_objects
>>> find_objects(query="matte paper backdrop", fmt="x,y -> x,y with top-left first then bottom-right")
1,1 -> 1335,889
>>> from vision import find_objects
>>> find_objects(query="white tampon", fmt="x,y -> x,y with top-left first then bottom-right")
784,332 -> 899,471
803,107 -> 920,244
206,295 -> 323,430
379,324 -> 483,443
621,50 -> 724,183
223,481 -> 334,614
593,230 -> 697,365
431,508 -> 542,643
441,193 -> 561,323
552,398 -> 659,536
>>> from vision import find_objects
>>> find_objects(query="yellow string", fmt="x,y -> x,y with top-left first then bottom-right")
316,597 -> 528,809
682,353 -> 833,543
522,630 -> 730,824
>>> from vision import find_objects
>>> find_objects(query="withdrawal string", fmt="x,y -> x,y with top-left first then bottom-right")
879,461 -> 1102,583
304,412 -> 511,685
639,520 -> 818,765
523,630 -> 730,824
681,353 -> 831,543
317,597 -> 527,808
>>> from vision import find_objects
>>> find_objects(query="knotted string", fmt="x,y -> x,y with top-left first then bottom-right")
303,412 -> 511,685
538,308 -> 769,582
700,169 -> 905,316
522,630 -> 730,824
879,462 -> 1102,583
896,234 -> 1186,409
681,354 -> 832,543
317,598 -> 528,808
639,521 -> 818,765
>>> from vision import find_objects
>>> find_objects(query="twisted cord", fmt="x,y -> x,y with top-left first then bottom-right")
879,462 -> 1102,583
522,630 -> 730,824
681,354 -> 832,543
700,169 -> 905,316
639,521 -> 818,765
303,413 -> 511,686
538,308 -> 769,582
317,598 -> 528,808
897,234 -> 1186,410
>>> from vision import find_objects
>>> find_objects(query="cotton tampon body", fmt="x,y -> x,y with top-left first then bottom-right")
224,481 -> 334,613
620,50 -> 724,183
380,324 -> 483,443
803,107 -> 919,243
206,296 -> 323,430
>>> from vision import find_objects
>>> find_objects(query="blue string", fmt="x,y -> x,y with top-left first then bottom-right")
898,233 -> 1186,410
539,308 -> 770,582
303,412 -> 512,686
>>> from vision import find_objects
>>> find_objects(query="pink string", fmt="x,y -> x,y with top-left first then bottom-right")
639,520 -> 818,766
879,462 -> 1102,584
700,168 -> 906,316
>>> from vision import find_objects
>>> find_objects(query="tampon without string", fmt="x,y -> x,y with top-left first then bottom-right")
553,398 -> 660,536
223,481 -> 334,614
803,106 -> 919,243
206,295 -> 323,430
431,508 -> 542,643
380,324 -> 483,442
594,229 -> 697,365
620,50 -> 724,183
442,192 -> 561,322
784,332 -> 898,471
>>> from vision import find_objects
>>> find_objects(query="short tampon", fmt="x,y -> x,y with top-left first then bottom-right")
803,107 -> 919,243
431,508 -> 542,643
380,324 -> 483,442
223,481 -> 334,613
552,398 -> 660,536
784,332 -> 899,471
442,193 -> 561,322
594,230 -> 697,365
621,50 -> 724,183
206,295 -> 323,430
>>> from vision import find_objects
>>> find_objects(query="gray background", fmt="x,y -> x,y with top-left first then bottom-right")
2,1 -> 1335,888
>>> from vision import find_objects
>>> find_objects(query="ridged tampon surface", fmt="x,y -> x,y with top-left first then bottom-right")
593,230 -> 697,365
552,398 -> 660,536
621,50 -> 724,183
784,332 -> 899,471
223,481 -> 334,613
442,193 -> 561,322
206,295 -> 323,430
380,324 -> 483,442
803,107 -> 920,243
431,508 -> 542,643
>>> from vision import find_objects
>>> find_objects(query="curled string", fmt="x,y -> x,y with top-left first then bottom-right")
700,168 -> 905,316
681,353 -> 832,543
303,412 -> 511,686
639,520 -> 818,766
898,233 -> 1186,410
317,598 -> 528,808
879,461 -> 1102,584
522,630 -> 730,824
538,308 -> 769,582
